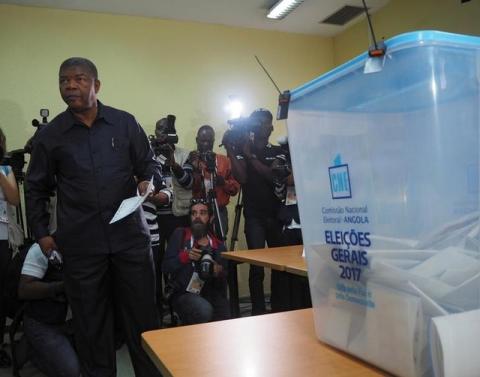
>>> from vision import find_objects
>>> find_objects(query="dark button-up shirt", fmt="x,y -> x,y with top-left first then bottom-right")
237,143 -> 282,218
26,102 -> 162,253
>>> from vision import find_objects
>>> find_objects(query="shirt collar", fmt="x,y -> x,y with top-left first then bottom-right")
61,100 -> 114,134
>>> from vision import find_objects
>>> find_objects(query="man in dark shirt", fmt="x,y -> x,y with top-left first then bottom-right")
224,109 -> 283,315
26,57 -> 162,377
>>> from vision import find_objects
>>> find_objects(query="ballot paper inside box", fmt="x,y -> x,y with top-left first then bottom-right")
287,31 -> 480,377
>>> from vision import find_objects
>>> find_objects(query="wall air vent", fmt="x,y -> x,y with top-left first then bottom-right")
320,5 -> 365,26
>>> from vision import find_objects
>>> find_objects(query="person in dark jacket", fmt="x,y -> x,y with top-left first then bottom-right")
162,199 -> 230,325
19,242 -> 80,377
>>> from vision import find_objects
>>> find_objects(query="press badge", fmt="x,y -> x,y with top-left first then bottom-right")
186,272 -> 205,294
164,176 -> 173,189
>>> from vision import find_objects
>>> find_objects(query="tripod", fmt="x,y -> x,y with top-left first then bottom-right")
228,188 -> 243,251
202,160 -> 226,241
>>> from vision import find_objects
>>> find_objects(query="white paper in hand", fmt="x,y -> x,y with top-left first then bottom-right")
109,177 -> 154,224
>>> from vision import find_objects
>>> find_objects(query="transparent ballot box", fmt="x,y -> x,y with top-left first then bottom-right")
287,31 -> 480,377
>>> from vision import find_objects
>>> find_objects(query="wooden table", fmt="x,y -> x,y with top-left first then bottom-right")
142,308 -> 387,377
222,245 -> 307,317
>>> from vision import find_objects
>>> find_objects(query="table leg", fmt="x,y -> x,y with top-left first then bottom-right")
228,260 -> 240,318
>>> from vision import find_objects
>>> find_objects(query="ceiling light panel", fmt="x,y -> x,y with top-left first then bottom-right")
267,0 -> 305,20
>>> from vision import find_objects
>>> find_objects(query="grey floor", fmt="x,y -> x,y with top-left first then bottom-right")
0,344 -> 134,377
0,298 -> 259,377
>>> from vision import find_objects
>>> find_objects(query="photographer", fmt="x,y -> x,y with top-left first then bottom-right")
223,109 -> 283,315
186,125 -> 239,239
162,199 -> 230,325
150,117 -> 193,304
152,117 -> 193,240
272,139 -> 311,311
18,240 -> 80,377
273,137 -> 301,246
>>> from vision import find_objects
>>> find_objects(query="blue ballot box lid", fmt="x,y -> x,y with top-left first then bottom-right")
289,30 -> 480,113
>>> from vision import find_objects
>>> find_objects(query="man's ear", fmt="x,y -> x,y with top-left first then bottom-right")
94,79 -> 101,93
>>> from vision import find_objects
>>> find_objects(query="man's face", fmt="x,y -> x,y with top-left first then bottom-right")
191,203 -> 210,225
59,65 -> 99,113
190,203 -> 211,239
253,118 -> 273,148
196,129 -> 214,153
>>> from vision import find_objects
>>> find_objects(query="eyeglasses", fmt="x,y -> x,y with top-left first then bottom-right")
190,198 -> 210,205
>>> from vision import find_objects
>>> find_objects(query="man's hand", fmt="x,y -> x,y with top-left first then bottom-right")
148,191 -> 169,206
38,235 -> 58,258
138,181 -> 154,196
164,145 -> 176,167
242,140 -> 253,160
188,151 -> 201,171
188,247 -> 202,262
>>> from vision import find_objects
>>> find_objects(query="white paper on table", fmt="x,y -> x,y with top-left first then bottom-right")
109,177 -> 154,224
430,309 -> 480,377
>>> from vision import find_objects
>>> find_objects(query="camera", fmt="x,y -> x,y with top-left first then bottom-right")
48,250 -> 63,271
221,116 -> 263,148
196,245 -> 215,281
149,114 -> 179,159
200,151 -> 216,173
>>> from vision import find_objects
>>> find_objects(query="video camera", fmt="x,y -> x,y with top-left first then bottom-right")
221,116 -> 263,148
200,151 -> 216,173
148,114 -> 179,159
196,245 -> 215,281
1,109 -> 51,181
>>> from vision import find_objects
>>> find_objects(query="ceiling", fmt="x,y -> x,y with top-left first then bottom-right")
1,0 -> 390,36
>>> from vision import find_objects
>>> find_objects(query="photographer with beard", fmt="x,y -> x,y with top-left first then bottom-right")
186,125 -> 239,239
223,109 -> 284,315
162,199 -> 230,325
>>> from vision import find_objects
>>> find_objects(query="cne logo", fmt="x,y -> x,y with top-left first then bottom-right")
329,154 -> 352,199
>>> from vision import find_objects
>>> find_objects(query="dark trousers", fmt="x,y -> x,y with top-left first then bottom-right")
0,240 -> 11,344
24,315 -> 80,377
63,245 -> 161,377
156,214 -> 189,296
172,290 -> 230,325
271,227 -> 311,312
244,215 -> 283,315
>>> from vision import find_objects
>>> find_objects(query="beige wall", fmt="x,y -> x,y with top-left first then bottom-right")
333,0 -> 480,65
0,4 -> 333,151
0,4 -> 334,296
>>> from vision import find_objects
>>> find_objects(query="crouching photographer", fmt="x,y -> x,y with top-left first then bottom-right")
162,199 -> 230,325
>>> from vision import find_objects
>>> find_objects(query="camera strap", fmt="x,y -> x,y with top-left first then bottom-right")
189,234 -> 213,250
